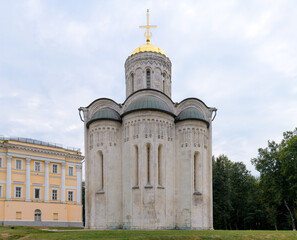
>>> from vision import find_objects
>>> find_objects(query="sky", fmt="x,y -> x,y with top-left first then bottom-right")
0,0 -> 297,176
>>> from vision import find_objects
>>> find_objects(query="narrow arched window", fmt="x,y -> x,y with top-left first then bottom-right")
131,73 -> 134,93
163,73 -> 166,93
147,144 -> 151,184
194,152 -> 198,192
158,145 -> 162,186
99,151 -> 104,190
146,70 -> 151,88
135,145 -> 139,186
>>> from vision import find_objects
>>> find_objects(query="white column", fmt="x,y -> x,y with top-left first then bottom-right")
45,161 -> 49,202
26,158 -> 31,201
76,165 -> 82,204
6,155 -> 12,200
61,162 -> 66,203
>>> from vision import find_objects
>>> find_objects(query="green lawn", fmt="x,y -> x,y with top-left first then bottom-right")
0,226 -> 296,240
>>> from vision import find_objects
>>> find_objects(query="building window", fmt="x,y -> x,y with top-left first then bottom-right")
53,213 -> 58,220
16,211 -> 22,220
52,164 -> 58,174
34,188 -> 41,199
68,191 -> 74,201
131,73 -> 134,92
34,161 -> 41,172
147,144 -> 151,184
99,151 -> 104,190
52,189 -> 58,200
15,159 -> 22,170
158,145 -> 162,186
194,152 -> 200,193
163,72 -> 166,93
0,185 -> 2,197
134,145 -> 139,187
146,70 -> 151,88
15,186 -> 22,198
68,166 -> 74,176
0,157 -> 2,168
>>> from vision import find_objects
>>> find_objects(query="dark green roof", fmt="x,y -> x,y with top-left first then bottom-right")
176,107 -> 209,125
124,95 -> 174,116
87,107 -> 121,127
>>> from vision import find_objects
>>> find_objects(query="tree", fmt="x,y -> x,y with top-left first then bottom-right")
82,181 -> 85,226
213,155 -> 263,229
252,128 -> 297,231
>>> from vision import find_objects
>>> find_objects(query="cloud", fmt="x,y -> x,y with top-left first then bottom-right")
1,0 -> 297,176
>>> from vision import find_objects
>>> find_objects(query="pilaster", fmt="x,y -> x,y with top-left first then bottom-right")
26,158 -> 31,201
76,165 -> 82,204
6,155 -> 12,200
61,162 -> 66,203
45,160 -> 49,202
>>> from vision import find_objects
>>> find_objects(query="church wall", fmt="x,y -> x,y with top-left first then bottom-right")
86,120 -> 122,229
83,40 -> 216,230
122,111 -> 175,229
175,120 -> 212,230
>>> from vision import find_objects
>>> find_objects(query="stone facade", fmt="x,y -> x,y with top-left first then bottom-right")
80,46 -> 217,230
0,137 -> 84,227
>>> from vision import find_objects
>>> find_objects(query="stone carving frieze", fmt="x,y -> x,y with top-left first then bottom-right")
177,127 -> 208,149
89,127 -> 119,149
123,118 -> 174,142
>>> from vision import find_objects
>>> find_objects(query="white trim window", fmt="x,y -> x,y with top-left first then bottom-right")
34,161 -> 41,172
15,159 -> 22,170
67,191 -> 74,201
52,189 -> 58,200
0,157 -> 2,168
15,186 -> 22,198
52,164 -> 58,174
68,166 -> 74,176
0,185 -> 2,197
34,188 -> 41,199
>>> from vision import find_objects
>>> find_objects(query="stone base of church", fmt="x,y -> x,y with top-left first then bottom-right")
85,225 -> 214,230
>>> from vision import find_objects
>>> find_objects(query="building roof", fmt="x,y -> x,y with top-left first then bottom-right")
87,107 -> 122,127
176,107 -> 209,126
0,136 -> 81,153
131,43 -> 166,56
123,95 -> 174,116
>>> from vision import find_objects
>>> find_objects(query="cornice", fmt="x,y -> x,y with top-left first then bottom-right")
0,143 -> 84,161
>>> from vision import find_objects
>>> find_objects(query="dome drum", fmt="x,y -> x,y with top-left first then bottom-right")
125,49 -> 172,98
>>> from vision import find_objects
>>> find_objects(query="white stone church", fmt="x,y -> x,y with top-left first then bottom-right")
79,12 -> 217,230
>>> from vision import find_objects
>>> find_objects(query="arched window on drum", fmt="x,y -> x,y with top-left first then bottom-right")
146,70 -> 151,88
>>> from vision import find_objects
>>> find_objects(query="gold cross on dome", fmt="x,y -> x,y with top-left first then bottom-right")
139,9 -> 157,44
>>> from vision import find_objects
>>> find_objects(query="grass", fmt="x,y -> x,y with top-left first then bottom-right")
0,226 -> 296,240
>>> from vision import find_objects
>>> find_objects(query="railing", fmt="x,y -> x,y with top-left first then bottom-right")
0,136 -> 81,153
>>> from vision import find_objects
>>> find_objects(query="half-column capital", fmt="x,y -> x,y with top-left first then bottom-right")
76,165 -> 82,170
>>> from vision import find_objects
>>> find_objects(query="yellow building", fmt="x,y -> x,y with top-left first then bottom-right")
0,137 -> 84,227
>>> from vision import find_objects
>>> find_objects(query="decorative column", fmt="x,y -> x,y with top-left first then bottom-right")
76,165 -> 82,204
26,158 -> 31,201
6,155 -> 12,200
45,161 -> 49,202
61,162 -> 66,203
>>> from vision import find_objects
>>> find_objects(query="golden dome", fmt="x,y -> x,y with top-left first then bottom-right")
131,43 -> 166,56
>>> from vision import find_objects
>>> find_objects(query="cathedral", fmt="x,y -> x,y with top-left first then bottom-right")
79,11 -> 217,230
